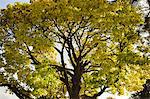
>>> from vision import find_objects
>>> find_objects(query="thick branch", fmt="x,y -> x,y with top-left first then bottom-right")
50,64 -> 74,72
66,48 -> 76,67
50,64 -> 74,77
66,36 -> 78,63
0,83 -> 32,99
60,40 -> 71,95
92,86 -> 108,98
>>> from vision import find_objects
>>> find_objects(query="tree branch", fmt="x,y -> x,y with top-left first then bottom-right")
24,42 -> 40,65
0,83 -> 33,99
81,43 -> 98,58
59,39 -> 72,95
92,86 -> 108,98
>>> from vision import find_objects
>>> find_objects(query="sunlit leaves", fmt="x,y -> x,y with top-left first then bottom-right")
0,0 -> 149,98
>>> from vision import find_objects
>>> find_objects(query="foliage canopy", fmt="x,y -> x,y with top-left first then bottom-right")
0,0 -> 149,99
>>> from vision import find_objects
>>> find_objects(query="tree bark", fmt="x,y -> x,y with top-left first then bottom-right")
69,64 -> 82,99
70,74 -> 81,99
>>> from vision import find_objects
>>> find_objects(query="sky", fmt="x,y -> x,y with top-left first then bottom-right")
0,0 -> 30,8
0,0 -> 148,99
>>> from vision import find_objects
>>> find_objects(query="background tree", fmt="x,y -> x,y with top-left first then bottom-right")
0,0 -> 149,99
130,0 -> 150,98
131,79 -> 150,99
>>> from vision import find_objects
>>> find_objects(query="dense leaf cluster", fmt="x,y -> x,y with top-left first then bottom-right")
0,0 -> 149,99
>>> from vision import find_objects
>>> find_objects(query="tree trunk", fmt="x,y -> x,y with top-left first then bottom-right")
70,71 -> 81,99
70,85 -> 81,99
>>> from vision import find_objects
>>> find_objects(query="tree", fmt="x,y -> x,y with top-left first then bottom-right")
0,0 -> 149,99
130,0 -> 150,98
131,79 -> 150,99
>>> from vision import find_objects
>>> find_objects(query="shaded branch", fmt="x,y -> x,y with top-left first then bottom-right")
59,39 -> 71,95
54,46 -> 61,54
24,42 -> 40,65
81,43 -> 98,58
50,64 -> 74,71
80,86 -> 108,99
92,86 -> 108,98
0,83 -> 33,99
66,47 -> 76,67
